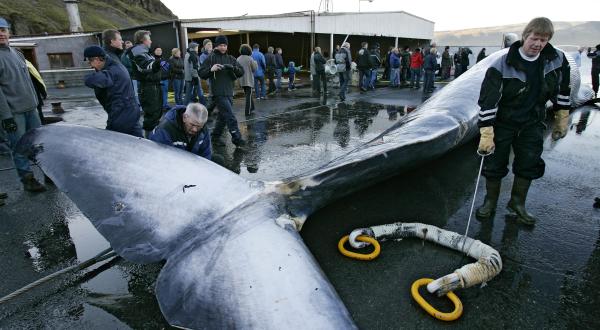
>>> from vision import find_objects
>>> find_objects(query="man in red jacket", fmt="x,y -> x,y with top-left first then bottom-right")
409,48 -> 423,89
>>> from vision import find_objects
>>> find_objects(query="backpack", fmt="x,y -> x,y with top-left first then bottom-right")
335,50 -> 347,72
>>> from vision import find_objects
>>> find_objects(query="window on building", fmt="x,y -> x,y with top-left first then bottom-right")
48,53 -> 74,69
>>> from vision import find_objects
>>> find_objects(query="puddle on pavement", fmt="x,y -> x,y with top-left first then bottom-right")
215,101 -> 415,181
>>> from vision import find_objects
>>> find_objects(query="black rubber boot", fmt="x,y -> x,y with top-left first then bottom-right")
507,176 -> 537,225
476,178 -> 501,220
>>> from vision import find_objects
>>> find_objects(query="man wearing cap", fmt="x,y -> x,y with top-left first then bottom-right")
130,30 -> 162,137
84,45 -> 143,137
0,16 -> 47,193
199,35 -> 246,147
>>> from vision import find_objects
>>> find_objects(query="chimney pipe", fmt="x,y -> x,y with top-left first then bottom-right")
64,0 -> 83,33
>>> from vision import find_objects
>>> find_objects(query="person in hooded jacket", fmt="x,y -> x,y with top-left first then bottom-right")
199,35 -> 246,147
150,103 -> 211,160
84,45 -> 142,137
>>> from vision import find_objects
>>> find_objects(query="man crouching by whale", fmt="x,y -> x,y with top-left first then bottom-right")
476,17 -> 571,225
150,103 -> 212,160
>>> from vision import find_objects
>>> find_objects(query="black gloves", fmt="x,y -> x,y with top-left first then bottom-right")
2,118 -> 17,133
222,64 -> 234,70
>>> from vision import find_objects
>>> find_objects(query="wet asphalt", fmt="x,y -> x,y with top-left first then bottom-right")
0,74 -> 599,329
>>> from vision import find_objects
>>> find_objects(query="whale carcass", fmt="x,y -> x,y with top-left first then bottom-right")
17,48 -> 593,328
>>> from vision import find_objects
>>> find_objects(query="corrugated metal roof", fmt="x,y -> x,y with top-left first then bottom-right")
180,11 -> 434,39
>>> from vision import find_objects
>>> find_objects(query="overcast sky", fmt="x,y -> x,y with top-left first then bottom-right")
161,0 -> 599,31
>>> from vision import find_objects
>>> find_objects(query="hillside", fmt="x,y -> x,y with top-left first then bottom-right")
435,21 -> 600,47
0,0 -> 177,36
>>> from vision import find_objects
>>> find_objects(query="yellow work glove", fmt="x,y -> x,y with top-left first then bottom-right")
552,109 -> 569,141
478,126 -> 495,154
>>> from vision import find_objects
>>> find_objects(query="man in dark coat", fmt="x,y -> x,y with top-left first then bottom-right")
150,103 -> 211,160
312,47 -> 327,98
265,46 -> 276,94
130,30 -> 162,137
476,17 -> 571,225
587,44 -> 600,97
477,48 -> 487,63
102,29 -> 124,64
84,45 -> 142,137
356,42 -> 371,92
199,35 -> 246,147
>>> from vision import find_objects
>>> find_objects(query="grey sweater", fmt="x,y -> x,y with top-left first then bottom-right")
0,45 -> 38,120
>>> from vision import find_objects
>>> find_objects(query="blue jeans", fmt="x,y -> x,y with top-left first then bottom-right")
132,79 -> 140,107
184,78 -> 206,105
6,109 -> 41,179
370,69 -> 378,88
390,68 -> 400,86
359,69 -> 371,90
288,73 -> 295,89
275,69 -> 282,91
338,71 -> 350,100
423,70 -> 434,92
172,79 -> 184,105
254,76 -> 266,98
160,80 -> 169,109
410,68 -> 422,87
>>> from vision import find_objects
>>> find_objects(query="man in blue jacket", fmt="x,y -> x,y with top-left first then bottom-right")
84,45 -> 143,137
251,44 -> 266,99
150,103 -> 211,160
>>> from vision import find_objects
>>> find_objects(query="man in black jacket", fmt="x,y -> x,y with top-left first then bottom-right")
130,30 -> 162,137
587,44 -> 600,97
356,42 -> 370,92
265,46 -> 276,95
199,35 -> 246,147
102,29 -> 124,64
476,17 -> 571,225
312,47 -> 327,98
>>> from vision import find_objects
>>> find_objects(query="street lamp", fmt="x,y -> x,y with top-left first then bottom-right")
358,0 -> 374,13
